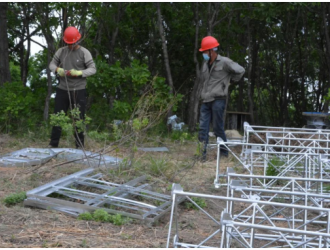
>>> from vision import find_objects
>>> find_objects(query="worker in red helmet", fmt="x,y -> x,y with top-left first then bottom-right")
198,36 -> 245,161
48,26 -> 96,149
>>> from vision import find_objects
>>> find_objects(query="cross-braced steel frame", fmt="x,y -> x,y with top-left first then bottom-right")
165,123 -> 330,248
214,138 -> 330,188
167,184 -> 330,248
242,122 -> 330,155
24,168 -> 181,224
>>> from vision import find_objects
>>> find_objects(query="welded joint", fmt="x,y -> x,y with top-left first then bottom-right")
266,132 -> 273,140
244,122 -> 254,132
230,180 -> 248,191
171,183 -> 183,196
221,211 -> 233,226
227,167 -> 235,174
244,164 -> 251,170
217,137 -> 225,144
248,194 -> 260,201
214,179 -> 221,189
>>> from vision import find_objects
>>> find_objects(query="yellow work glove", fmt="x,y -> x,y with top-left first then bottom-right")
56,67 -> 65,77
69,69 -> 83,77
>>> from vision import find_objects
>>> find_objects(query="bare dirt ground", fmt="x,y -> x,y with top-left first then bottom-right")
0,134 -> 238,248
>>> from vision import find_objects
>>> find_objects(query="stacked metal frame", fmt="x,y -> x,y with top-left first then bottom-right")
24,168 -> 182,224
0,147 -> 122,168
242,122 -> 330,157
213,133 -> 330,188
166,184 -> 330,248
166,123 -> 330,248
0,148 -> 57,167
226,167 -> 330,216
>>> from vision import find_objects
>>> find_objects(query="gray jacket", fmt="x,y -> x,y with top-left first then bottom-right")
200,54 -> 245,103
49,46 -> 96,91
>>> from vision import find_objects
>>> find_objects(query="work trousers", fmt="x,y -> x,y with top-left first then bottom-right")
198,99 -> 228,156
49,88 -> 86,148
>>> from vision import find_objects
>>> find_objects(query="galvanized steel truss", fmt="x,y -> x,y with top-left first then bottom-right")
167,184 -> 330,248
24,168 -> 178,224
166,123 -> 330,248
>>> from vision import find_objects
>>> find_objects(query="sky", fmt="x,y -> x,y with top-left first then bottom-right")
24,34 -> 47,56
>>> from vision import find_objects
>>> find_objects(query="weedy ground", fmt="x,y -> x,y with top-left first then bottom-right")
0,132 -> 238,247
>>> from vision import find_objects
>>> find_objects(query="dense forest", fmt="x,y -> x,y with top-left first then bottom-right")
1,2 -> 330,135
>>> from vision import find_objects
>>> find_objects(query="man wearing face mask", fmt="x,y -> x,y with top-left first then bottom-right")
198,36 -> 245,161
48,26 -> 96,149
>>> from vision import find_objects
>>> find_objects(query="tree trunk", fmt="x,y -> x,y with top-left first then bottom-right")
35,3 -> 56,120
44,50 -> 53,121
61,6 -> 68,48
100,3 -> 126,109
21,3 -> 31,87
246,19 -> 255,124
102,2 -> 124,66
156,2 -> 174,98
207,3 -> 220,35
322,3 -> 330,113
188,3 -> 201,132
0,2 -> 11,85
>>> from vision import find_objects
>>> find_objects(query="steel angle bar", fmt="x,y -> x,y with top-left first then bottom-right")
87,183 -> 151,207
167,184 -> 330,248
142,195 -> 187,220
51,148 -> 122,167
24,195 -> 147,221
25,169 -> 173,223
71,177 -> 168,203
26,168 -> 95,197
0,148 -> 57,167
83,175 -> 148,206
137,147 -> 169,152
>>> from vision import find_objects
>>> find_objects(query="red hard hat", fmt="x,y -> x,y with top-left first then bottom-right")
63,26 -> 81,44
199,36 -> 219,52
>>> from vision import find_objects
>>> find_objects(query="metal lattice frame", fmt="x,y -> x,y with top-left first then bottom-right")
0,148 -> 122,168
24,168 -> 181,224
242,122 -> 330,155
167,184 -> 330,248
227,169 -> 330,222
243,151 -> 330,184
213,139 -> 330,188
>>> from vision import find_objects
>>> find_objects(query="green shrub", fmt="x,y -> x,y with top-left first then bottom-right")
0,81 -> 43,133
148,156 -> 168,176
93,209 -> 110,222
266,157 -> 285,184
78,212 -> 94,221
50,108 -> 92,137
170,131 -> 193,144
87,130 -> 110,142
266,157 -> 284,177
184,197 -> 207,210
111,213 -> 126,226
78,209 -> 129,225
3,192 -> 27,206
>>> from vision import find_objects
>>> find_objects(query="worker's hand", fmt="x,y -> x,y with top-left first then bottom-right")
68,69 -> 83,77
56,67 -> 65,77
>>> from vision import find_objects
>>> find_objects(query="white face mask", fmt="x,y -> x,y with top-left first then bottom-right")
203,54 -> 210,61
202,47 -> 217,61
